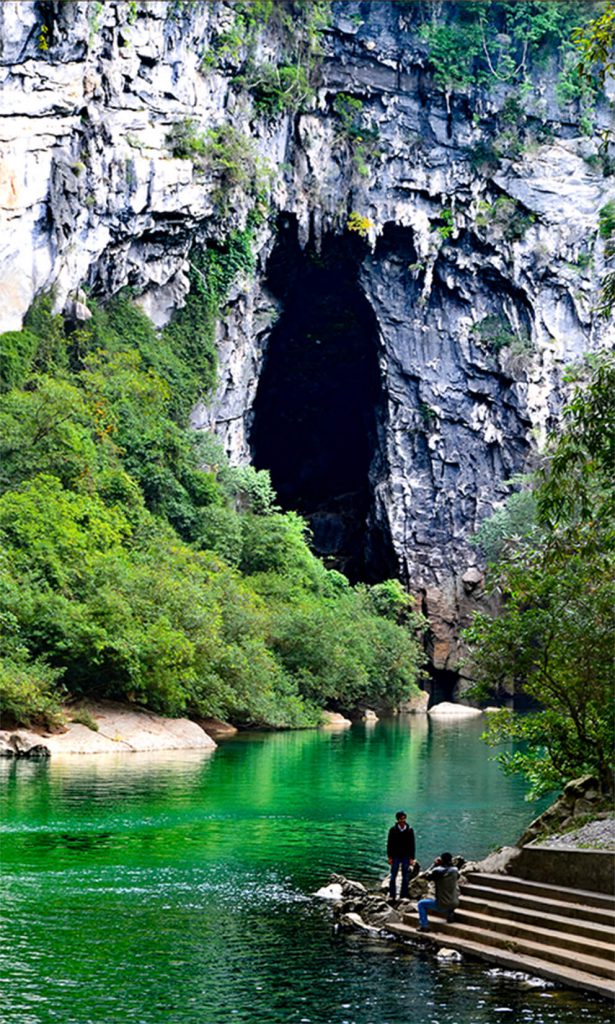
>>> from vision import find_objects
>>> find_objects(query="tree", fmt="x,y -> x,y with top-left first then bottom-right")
572,0 -> 615,85
465,351 -> 615,797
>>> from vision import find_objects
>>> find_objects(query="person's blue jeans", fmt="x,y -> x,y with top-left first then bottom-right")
389,857 -> 410,899
418,897 -> 446,927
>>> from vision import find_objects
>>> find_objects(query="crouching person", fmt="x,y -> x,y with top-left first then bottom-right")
416,852 -> 460,932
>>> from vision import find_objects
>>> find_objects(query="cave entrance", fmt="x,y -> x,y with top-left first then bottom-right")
425,666 -> 462,707
250,216 -> 397,582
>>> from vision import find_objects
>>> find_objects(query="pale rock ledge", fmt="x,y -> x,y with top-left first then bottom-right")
0,700 -> 217,757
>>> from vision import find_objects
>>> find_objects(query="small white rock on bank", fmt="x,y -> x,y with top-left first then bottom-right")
0,701 -> 216,757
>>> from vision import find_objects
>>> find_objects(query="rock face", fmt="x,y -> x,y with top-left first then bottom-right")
517,775 -> 611,847
1,1 -> 613,668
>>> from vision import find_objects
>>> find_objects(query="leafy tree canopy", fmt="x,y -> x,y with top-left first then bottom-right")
465,350 -> 614,798
0,287 -> 425,730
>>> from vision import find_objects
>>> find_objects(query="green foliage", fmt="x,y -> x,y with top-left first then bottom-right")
419,17 -> 483,91
0,286 -> 424,730
166,120 -> 266,212
599,199 -> 615,241
473,484 -> 538,563
24,294 -> 68,374
537,352 -> 615,536
238,62 -> 314,115
200,0 -> 331,120
572,1 -> 615,85
204,125 -> 260,198
434,207 -> 455,240
0,376 -> 99,494
346,211 -> 374,238
475,197 -> 535,242
0,654 -> 64,728
465,351 -> 615,797
166,117 -> 208,162
597,196 -> 615,318
471,314 -> 533,364
0,329 -> 39,392
333,93 -> 379,177
255,580 -> 425,713
417,1 -> 602,95
38,23 -> 50,51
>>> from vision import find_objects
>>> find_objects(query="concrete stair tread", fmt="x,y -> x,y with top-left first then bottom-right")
417,919 -> 615,978
387,922 -> 615,1001
467,872 -> 615,909
449,908 -> 615,959
462,883 -> 615,924
461,895 -> 615,939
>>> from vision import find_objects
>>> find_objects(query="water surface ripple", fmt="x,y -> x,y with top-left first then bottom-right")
1,718 -> 609,1023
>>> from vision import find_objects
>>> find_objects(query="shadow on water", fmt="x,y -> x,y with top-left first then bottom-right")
0,719 -> 610,1024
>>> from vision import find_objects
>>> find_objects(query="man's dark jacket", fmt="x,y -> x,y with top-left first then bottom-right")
387,824 -> 415,860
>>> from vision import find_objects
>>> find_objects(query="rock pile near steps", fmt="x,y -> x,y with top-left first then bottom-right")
322,866 -> 461,936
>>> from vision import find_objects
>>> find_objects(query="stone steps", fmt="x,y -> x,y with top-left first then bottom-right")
387,922 -> 615,1000
461,895 -> 614,942
462,882 -> 615,926
389,871 -> 615,1000
467,871 -> 615,909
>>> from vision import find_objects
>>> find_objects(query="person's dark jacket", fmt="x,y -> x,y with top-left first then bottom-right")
387,824 -> 415,860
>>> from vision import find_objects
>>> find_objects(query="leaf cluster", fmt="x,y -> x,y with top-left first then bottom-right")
0,289 -> 425,730
416,1 -> 603,95
465,351 -> 615,798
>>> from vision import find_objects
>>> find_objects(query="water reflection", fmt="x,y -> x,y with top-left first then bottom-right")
1,720 -> 608,1024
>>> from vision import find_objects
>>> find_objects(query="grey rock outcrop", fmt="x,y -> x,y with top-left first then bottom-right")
1,1 -> 612,663
518,775 -> 611,846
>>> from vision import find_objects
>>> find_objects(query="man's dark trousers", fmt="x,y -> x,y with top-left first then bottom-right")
389,857 -> 410,899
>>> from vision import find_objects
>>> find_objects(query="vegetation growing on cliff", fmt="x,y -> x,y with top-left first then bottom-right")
0,286 -> 425,730
466,351 -> 615,798
411,1 -> 602,100
199,0 -> 330,115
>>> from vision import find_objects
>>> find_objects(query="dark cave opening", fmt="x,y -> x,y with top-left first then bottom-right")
425,666 -> 462,707
250,215 -> 398,583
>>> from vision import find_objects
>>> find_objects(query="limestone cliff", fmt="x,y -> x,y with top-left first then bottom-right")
1,1 -> 612,685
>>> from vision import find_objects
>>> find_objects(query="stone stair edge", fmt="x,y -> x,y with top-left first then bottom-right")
461,895 -> 615,936
444,909 -> 615,958
461,883 -> 615,922
465,872 -> 615,906
390,920 -> 615,979
386,923 -> 615,1001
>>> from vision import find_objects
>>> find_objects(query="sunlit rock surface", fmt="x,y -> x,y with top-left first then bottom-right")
0,701 -> 217,756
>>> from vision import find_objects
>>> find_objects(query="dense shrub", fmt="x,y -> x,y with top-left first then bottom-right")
0,290 -> 425,729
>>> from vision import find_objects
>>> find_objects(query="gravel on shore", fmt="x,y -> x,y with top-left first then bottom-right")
537,815 -> 615,851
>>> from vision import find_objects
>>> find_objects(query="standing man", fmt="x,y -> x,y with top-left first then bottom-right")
416,852 -> 460,931
387,810 -> 416,901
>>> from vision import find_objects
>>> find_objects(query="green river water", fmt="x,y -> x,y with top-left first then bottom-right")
1,717 -> 610,1024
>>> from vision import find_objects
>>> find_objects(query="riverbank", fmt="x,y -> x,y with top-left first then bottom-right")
0,696 -> 497,759
0,700 -> 217,756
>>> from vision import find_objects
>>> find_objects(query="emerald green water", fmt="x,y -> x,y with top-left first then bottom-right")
1,718 -> 610,1024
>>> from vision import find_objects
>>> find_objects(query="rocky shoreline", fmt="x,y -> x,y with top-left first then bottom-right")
317,775 -> 614,945
0,699 -> 491,759
0,700 -> 218,757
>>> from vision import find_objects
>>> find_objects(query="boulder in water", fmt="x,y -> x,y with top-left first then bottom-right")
428,702 -> 482,717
